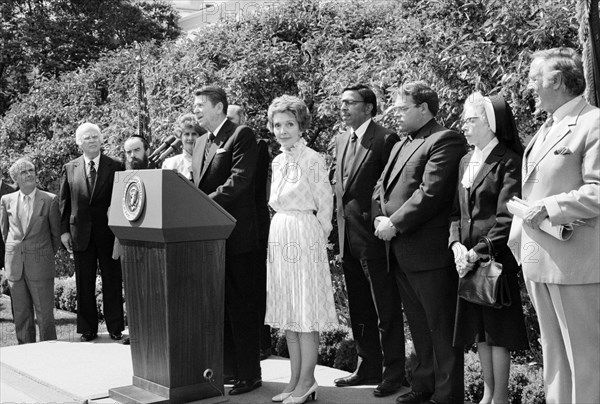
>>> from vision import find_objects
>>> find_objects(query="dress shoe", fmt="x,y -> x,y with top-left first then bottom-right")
224,375 -> 237,385
282,381 -> 318,404
334,373 -> 381,387
80,332 -> 97,342
272,391 -> 293,402
109,332 -> 123,340
373,379 -> 404,397
229,377 -> 262,395
396,390 -> 432,403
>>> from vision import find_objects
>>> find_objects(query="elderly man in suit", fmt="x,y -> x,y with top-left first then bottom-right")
59,122 -> 125,342
333,84 -> 407,397
1,158 -> 60,344
192,86 -> 261,395
509,47 -> 600,403
373,82 -> 466,404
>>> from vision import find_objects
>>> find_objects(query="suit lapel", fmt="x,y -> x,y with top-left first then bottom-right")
23,191 -> 44,237
200,120 -> 235,181
386,137 -> 425,189
73,156 -> 90,201
469,144 -> 504,195
345,125 -> 373,191
91,155 -> 111,203
194,136 -> 208,185
523,100 -> 586,184
7,194 -> 24,235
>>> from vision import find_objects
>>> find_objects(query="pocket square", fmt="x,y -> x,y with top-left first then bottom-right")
553,147 -> 572,155
216,148 -> 227,154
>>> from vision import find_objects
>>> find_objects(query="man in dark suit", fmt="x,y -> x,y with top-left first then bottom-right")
1,158 -> 60,344
192,87 -> 261,395
59,122 -> 125,342
1,177 -> 17,269
373,82 -> 466,404
228,104 -> 273,360
333,84 -> 407,398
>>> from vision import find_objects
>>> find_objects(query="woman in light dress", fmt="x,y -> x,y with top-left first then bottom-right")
161,113 -> 205,180
265,95 -> 338,404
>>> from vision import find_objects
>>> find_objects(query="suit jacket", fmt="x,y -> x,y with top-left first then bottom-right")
59,154 -> 123,252
373,119 -> 467,271
192,119 -> 259,255
449,143 -> 521,272
335,121 -> 399,259
1,189 -> 61,281
509,97 -> 600,284
255,139 -> 271,242
1,181 -> 17,267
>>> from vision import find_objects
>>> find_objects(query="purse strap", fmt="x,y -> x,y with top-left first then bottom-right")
479,236 -> 496,260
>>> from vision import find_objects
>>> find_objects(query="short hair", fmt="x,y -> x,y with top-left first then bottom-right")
175,113 -> 205,137
9,157 -> 35,182
227,105 -> 245,124
267,95 -> 312,132
75,122 -> 103,145
531,47 -> 585,96
398,81 -> 439,116
194,85 -> 228,114
125,135 -> 149,151
342,84 -> 378,117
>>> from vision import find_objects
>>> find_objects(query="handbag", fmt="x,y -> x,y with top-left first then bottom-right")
457,236 -> 511,309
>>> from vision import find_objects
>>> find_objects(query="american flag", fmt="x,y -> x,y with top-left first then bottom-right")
137,60 -> 152,143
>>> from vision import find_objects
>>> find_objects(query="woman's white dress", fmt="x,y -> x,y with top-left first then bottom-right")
162,149 -> 193,180
265,141 -> 338,332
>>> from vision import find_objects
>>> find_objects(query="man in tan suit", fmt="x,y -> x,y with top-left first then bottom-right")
1,158 -> 61,344
509,47 -> 600,403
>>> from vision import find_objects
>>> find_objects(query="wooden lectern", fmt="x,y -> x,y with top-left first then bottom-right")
107,169 -> 235,404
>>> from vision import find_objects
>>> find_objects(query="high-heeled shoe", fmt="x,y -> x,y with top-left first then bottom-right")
282,381 -> 318,404
272,391 -> 293,402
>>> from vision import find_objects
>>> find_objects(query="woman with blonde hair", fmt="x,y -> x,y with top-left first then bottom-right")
162,113 -> 205,180
265,95 -> 338,403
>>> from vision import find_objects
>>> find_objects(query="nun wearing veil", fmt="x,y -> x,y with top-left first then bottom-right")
449,93 -> 529,404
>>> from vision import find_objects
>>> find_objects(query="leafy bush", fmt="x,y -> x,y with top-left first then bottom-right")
0,270 -> 8,295
333,338 -> 357,372
318,326 -> 351,367
55,276 -> 78,312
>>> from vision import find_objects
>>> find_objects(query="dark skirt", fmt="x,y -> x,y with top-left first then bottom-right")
453,270 -> 529,351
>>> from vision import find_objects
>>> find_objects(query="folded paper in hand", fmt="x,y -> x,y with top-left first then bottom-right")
507,197 -> 573,241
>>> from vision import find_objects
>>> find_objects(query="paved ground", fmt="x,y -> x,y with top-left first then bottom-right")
1,336 -> 412,404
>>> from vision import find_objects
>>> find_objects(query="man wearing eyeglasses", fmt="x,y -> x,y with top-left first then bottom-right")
373,82 -> 466,404
333,84 -> 407,398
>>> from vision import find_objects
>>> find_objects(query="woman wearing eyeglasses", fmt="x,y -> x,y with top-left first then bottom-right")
264,95 -> 338,403
449,93 -> 529,404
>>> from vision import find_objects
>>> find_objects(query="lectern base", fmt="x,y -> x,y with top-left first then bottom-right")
109,384 -> 228,404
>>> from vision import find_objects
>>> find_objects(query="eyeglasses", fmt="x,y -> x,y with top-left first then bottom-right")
340,100 -> 365,107
391,104 -> 418,114
461,117 -> 480,126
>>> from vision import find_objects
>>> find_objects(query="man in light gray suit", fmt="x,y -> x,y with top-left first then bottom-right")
509,47 -> 600,403
1,157 -> 61,344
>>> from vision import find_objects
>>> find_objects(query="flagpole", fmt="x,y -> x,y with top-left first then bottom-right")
134,41 -> 152,144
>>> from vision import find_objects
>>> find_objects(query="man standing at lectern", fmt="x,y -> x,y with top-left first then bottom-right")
191,86 -> 261,395
59,122 -> 125,342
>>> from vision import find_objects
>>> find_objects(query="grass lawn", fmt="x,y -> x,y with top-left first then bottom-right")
0,294 -> 79,347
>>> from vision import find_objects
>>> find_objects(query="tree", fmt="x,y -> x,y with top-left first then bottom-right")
0,0 -> 181,115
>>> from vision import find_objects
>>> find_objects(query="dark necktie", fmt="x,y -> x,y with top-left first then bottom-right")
342,132 -> 358,185
204,132 -> 215,164
89,161 -> 97,190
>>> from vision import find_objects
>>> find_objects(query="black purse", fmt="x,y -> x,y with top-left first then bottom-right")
457,236 -> 511,309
